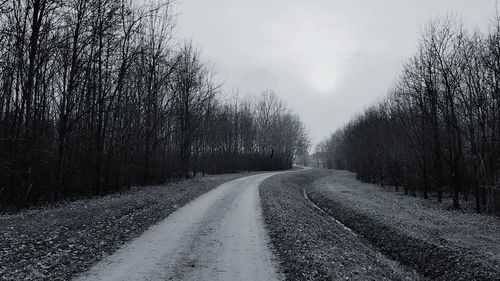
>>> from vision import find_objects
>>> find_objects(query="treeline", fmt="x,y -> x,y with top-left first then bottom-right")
0,0 -> 308,207
317,16 -> 500,214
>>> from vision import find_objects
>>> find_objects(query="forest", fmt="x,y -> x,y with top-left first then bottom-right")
0,0 -> 309,207
317,16 -> 500,214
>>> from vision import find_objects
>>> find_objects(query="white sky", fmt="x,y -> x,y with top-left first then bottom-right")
174,0 -> 496,145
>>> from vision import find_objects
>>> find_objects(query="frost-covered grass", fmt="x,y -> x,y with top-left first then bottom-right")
309,169 -> 500,280
260,169 -> 422,281
0,173 -> 245,281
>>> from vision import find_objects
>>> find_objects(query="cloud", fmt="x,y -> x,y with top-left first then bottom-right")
175,0 -> 495,144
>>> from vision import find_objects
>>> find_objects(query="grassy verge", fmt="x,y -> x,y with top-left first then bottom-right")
260,169 -> 420,280
0,173 -> 246,281
308,170 -> 500,281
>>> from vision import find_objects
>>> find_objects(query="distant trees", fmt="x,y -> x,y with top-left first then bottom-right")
0,0 -> 309,207
319,16 -> 500,214
199,90 -> 309,174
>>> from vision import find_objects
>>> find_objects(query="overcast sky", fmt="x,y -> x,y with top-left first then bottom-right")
175,0 -> 495,145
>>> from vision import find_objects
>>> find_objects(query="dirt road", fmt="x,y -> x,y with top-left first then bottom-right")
74,171 -> 299,281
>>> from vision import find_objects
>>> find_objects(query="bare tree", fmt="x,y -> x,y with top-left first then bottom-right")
323,16 -> 500,214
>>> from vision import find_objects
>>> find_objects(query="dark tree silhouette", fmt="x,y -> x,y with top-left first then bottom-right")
317,16 -> 500,214
0,0 -> 309,208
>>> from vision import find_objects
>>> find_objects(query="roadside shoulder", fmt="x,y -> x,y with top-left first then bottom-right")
0,173 -> 245,281
259,168 -> 419,280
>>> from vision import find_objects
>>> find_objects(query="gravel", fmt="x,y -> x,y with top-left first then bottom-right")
309,169 -> 500,281
0,173 -> 246,281
260,168 -> 423,281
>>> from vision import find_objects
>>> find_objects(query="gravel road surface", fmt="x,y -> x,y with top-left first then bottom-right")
74,170 -> 301,281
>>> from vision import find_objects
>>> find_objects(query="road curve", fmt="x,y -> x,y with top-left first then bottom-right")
74,169 -> 301,281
